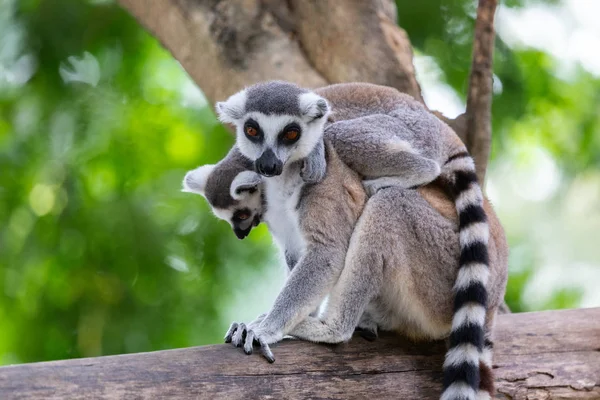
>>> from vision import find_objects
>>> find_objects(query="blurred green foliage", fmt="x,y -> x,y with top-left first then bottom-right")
0,0 -> 599,365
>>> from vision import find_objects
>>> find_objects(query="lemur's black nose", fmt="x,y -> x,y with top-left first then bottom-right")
234,227 -> 251,240
255,149 -> 283,177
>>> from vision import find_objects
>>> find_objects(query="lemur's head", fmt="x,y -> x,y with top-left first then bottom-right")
182,151 -> 264,240
216,81 -> 330,177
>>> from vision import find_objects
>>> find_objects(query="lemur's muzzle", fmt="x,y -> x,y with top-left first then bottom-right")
255,149 -> 282,177
234,226 -> 252,240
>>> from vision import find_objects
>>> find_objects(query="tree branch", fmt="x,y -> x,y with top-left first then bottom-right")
117,0 -> 327,104
288,0 -> 423,102
117,0 -> 424,104
1,308 -> 597,399
464,0 -> 498,184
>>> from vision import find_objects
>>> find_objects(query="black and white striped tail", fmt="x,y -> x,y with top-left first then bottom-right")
440,152 -> 490,400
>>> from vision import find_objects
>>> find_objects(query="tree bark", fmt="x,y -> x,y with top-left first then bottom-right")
1,308 -> 598,399
464,0 -> 498,184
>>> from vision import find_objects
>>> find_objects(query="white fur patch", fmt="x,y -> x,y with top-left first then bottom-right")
216,89 -> 247,124
262,169 -> 306,263
230,170 -> 262,200
446,155 -> 476,172
211,207 -> 234,226
456,186 -> 484,212
451,303 -> 486,331
298,92 -> 330,121
459,222 -> 489,247
443,343 -> 480,368
182,164 -> 215,196
476,390 -> 492,400
454,263 -> 490,291
441,382 -> 476,400
481,345 -> 493,368
386,137 -> 417,154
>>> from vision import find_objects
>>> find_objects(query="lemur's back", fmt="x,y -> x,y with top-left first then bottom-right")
316,83 -> 416,122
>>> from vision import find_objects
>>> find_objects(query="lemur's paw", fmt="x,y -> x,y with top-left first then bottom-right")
224,321 -> 241,343
300,158 -> 326,184
230,322 -> 248,347
224,313 -> 267,344
244,328 -> 283,363
243,327 -> 281,363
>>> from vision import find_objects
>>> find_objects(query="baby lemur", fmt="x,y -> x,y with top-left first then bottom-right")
183,82 -> 506,400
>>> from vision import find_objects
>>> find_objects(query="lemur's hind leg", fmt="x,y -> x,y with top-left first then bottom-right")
328,115 -> 441,191
289,242 -> 383,344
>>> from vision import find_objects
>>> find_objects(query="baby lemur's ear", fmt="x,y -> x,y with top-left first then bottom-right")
230,171 -> 262,200
182,165 -> 215,197
299,92 -> 330,123
215,90 -> 247,124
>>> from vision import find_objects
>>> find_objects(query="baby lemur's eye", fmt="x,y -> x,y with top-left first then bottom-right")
245,126 -> 258,137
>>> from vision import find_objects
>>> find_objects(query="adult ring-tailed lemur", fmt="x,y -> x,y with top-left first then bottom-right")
182,82 -> 508,400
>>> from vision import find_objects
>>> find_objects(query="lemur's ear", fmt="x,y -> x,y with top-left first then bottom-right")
216,90 -> 247,124
182,165 -> 215,197
230,171 -> 262,200
299,92 -> 330,123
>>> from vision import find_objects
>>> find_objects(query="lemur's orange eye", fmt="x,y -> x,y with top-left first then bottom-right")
284,130 -> 299,141
245,126 -> 258,137
237,212 -> 249,220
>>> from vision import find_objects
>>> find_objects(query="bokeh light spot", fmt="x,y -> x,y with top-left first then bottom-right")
165,128 -> 203,164
29,184 -> 56,216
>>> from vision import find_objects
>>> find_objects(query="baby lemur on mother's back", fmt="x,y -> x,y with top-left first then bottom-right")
183,82 -> 508,400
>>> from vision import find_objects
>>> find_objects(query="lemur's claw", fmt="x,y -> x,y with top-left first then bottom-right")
224,322 -> 239,343
231,323 -> 247,347
258,337 -> 275,363
243,330 -> 255,355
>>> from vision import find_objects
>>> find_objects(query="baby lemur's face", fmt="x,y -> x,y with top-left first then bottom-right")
216,81 -> 330,177
183,166 -> 264,240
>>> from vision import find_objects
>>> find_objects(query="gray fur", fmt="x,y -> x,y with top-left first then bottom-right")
204,148 -> 254,209
326,114 -> 444,189
227,141 -> 367,358
245,81 -> 308,116
300,139 -> 326,183
191,83 -> 504,398
289,186 -> 507,343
